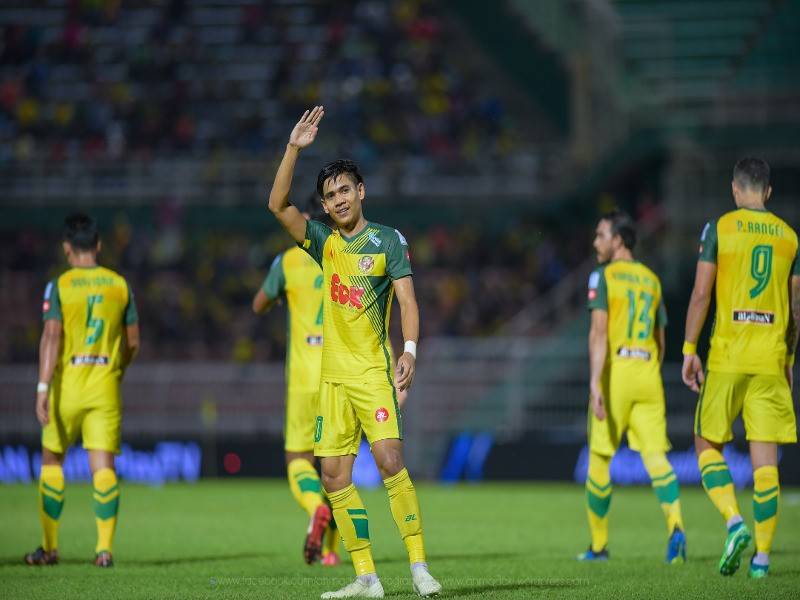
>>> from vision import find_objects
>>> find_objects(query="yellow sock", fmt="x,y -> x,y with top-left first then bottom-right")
323,520 -> 341,557
38,465 -> 65,552
326,484 -> 375,575
753,466 -> 779,555
383,468 -> 425,564
698,449 -> 740,522
642,452 -> 684,534
93,468 -> 120,554
287,458 -> 324,517
586,452 -> 611,552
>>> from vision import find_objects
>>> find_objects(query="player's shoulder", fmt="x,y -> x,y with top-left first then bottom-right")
96,265 -> 130,288
369,222 -> 409,248
588,264 -> 608,288
635,261 -> 663,288
765,210 -> 799,242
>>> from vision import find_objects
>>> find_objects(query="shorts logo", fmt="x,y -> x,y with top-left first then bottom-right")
733,310 -> 774,325
330,273 -> 365,309
375,407 -> 389,423
314,416 -> 323,442
358,255 -> 375,274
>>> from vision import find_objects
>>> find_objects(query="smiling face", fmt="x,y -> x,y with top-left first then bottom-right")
320,174 -> 365,229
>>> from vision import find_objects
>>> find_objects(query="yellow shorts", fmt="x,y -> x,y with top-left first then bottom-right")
42,381 -> 121,455
588,368 -> 671,457
695,371 -> 797,444
284,389 -> 318,453
314,379 -> 402,457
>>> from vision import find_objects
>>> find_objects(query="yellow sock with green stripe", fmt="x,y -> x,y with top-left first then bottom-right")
93,468 -> 120,554
753,466 -> 779,557
38,465 -> 65,552
287,458 -> 324,517
326,484 -> 375,575
384,468 -> 426,564
642,453 -> 684,533
585,452 -> 612,552
698,449 -> 740,523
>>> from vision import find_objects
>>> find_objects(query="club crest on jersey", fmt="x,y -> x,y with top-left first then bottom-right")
330,273 -> 365,309
358,255 -> 375,274
375,407 -> 389,423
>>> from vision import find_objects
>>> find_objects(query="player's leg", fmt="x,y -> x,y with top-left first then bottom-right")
580,371 -> 617,560
354,380 -> 440,598
26,448 -> 65,565
743,373 -> 796,578
83,392 -> 122,567
749,442 -> 779,578
27,386 -> 74,566
317,382 -> 383,598
627,389 -> 685,563
286,450 -> 324,515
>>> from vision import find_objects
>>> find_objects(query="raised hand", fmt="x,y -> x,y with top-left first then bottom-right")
289,106 -> 324,149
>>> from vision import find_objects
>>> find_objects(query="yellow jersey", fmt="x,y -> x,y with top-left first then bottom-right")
698,208 -> 800,375
588,259 -> 667,376
301,220 -> 412,384
42,266 -> 138,392
262,245 -> 324,393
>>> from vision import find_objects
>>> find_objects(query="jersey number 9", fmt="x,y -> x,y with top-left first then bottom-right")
750,245 -> 773,299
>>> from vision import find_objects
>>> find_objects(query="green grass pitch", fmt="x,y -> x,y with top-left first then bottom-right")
2,481 -> 799,599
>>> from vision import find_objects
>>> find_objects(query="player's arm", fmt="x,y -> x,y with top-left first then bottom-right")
122,323 -> 140,372
393,276 -> 419,392
682,261 -> 716,392
36,319 -> 62,425
656,327 -> 666,365
588,308 -> 608,421
253,254 -> 285,314
785,273 -> 800,390
252,289 -> 277,314
268,106 -> 324,243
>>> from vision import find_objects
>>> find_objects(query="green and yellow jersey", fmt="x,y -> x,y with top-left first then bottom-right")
300,220 -> 412,384
42,266 -> 138,393
262,245 -> 324,393
588,260 -> 667,376
698,208 -> 800,375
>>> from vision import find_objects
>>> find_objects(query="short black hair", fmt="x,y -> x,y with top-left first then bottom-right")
316,159 -> 364,198
601,209 -> 636,251
302,191 -> 327,222
733,157 -> 770,193
63,213 -> 99,250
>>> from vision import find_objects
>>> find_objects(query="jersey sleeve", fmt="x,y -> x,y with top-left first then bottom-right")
698,220 -> 718,263
656,298 -> 668,328
42,279 -> 62,321
299,219 -> 332,266
125,281 -> 139,325
587,268 -> 608,311
262,253 -> 286,300
386,228 -> 413,280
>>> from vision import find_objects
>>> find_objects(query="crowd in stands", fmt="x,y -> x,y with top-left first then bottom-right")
0,213 -> 585,362
0,0 -> 520,171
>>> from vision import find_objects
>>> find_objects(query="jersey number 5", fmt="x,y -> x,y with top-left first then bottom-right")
750,244 -> 773,299
86,294 -> 104,345
626,289 -> 654,340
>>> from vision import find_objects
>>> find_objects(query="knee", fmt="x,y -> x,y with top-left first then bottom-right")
375,451 -> 404,479
321,469 -> 351,493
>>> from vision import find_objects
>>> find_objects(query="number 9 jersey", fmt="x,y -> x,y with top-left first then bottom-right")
699,208 -> 800,375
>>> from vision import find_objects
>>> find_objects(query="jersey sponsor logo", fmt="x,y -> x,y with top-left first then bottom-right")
375,407 -> 389,423
588,289 -> 597,301
358,255 -> 375,274
732,310 -> 775,325
70,354 -> 110,366
42,300 -> 51,313
330,273 -> 365,309
368,232 -> 382,247
616,346 -> 652,360
395,229 -> 408,246
306,335 -> 323,346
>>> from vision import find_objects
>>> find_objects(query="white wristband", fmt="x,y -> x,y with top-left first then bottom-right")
404,341 -> 417,359
37,382 -> 49,393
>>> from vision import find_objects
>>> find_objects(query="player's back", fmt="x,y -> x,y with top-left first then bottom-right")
597,260 -> 666,376
280,246 -> 323,391
44,265 -> 136,393
703,208 -> 799,375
